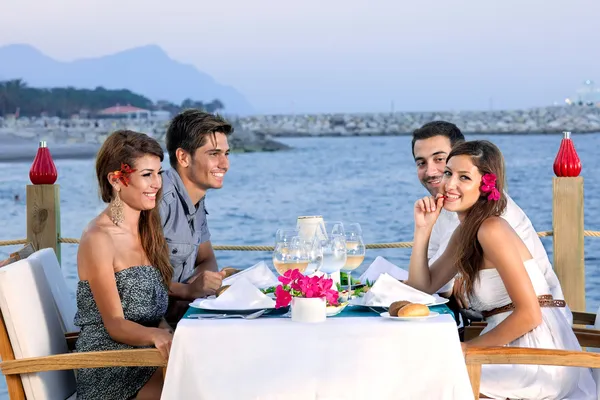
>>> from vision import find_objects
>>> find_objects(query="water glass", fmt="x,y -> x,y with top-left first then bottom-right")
301,234 -> 323,275
318,221 -> 347,276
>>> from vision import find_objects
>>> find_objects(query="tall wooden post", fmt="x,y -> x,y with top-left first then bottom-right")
552,177 -> 585,312
26,184 -> 61,263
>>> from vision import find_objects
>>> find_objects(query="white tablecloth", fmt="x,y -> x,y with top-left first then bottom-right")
161,314 -> 473,400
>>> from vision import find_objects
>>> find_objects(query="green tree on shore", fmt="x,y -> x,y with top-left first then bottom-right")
0,79 -> 225,118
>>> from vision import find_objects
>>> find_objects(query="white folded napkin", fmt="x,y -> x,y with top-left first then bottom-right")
198,277 -> 275,310
222,261 -> 279,289
361,273 -> 436,307
358,256 -> 409,283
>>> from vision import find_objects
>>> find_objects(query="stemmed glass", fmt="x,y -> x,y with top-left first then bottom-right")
317,221 -> 347,279
300,234 -> 323,276
272,236 -> 310,276
342,223 -> 366,291
275,228 -> 300,245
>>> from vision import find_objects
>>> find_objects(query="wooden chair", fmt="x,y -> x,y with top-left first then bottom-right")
464,346 -> 600,399
0,257 -> 167,399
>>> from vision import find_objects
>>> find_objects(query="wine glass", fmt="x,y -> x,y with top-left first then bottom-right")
272,236 -> 310,276
342,223 -> 366,291
275,228 -> 300,244
317,221 -> 347,279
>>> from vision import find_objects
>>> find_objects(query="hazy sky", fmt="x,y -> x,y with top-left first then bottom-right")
1,0 -> 598,114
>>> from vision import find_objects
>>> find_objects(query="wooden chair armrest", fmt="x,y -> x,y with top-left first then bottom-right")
465,346 -> 600,367
465,346 -> 600,399
572,311 -> 596,326
64,331 -> 79,338
0,348 -> 166,375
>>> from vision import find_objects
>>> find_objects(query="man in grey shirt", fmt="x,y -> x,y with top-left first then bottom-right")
160,110 -> 233,321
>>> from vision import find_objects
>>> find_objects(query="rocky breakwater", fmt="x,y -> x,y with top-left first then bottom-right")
0,117 -> 290,162
239,106 -> 600,137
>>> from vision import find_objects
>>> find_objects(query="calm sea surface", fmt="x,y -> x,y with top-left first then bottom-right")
1,133 -> 600,396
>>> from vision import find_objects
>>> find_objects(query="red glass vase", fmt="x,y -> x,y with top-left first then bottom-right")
553,131 -> 582,177
29,141 -> 58,185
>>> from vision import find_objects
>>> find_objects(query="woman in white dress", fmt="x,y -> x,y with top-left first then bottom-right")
406,140 -> 596,399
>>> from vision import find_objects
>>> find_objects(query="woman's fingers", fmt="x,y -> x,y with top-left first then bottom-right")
425,196 -> 437,212
416,195 -> 443,214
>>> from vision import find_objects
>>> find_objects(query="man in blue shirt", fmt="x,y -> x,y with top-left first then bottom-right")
160,110 -> 232,321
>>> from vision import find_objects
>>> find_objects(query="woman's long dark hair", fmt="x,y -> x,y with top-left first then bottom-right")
95,130 -> 172,286
448,140 -> 508,296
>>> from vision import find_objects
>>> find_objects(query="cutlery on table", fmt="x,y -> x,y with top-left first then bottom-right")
188,309 -> 266,320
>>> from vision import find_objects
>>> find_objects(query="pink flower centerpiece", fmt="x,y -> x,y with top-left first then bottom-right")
275,269 -> 340,308
275,269 -> 339,322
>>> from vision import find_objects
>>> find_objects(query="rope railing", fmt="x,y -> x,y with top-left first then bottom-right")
1,230 -> 600,251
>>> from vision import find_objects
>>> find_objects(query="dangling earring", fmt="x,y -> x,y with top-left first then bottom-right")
110,191 -> 124,226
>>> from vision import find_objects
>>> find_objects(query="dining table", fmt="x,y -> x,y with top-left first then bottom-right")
160,303 -> 474,400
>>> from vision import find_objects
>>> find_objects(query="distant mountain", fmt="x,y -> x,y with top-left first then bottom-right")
0,44 -> 254,115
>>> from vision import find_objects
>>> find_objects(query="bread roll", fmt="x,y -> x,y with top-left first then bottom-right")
216,285 -> 230,297
388,300 -> 412,317
396,303 -> 430,317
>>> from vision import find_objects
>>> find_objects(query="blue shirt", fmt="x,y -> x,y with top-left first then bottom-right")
159,168 -> 211,283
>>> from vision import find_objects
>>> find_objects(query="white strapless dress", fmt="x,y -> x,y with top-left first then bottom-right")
470,259 -> 597,399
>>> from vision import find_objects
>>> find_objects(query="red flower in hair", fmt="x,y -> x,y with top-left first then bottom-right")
480,173 -> 500,201
113,163 -> 137,187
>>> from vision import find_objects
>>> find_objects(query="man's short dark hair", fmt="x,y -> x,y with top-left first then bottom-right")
166,109 -> 234,169
411,121 -> 465,157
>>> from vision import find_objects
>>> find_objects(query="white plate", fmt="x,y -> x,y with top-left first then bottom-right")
326,302 -> 349,316
349,294 -> 448,308
380,311 -> 440,321
430,294 -> 449,306
189,298 -> 276,312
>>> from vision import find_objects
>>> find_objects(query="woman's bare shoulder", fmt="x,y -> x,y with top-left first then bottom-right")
78,216 -> 116,263
477,216 -> 513,242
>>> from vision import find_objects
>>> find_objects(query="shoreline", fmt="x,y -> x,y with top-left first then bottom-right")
2,105 -> 600,162
261,129 -> 600,138
2,130 -> 598,163
239,106 -> 600,137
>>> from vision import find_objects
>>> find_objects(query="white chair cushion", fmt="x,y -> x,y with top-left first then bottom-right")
0,258 -> 76,399
27,248 -> 79,334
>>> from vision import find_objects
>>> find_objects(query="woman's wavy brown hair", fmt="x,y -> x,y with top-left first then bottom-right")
95,130 -> 172,286
447,140 -> 507,297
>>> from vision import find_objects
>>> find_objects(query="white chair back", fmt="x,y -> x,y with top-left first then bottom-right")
27,248 -> 78,334
0,258 -> 76,399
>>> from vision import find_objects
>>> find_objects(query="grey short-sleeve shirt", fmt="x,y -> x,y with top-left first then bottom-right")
160,168 -> 211,283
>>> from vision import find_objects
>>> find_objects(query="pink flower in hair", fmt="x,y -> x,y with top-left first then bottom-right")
480,173 -> 500,201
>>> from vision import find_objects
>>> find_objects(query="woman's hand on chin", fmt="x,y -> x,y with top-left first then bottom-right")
414,194 -> 445,231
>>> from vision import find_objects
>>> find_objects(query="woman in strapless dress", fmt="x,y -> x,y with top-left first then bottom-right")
74,130 -> 174,400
